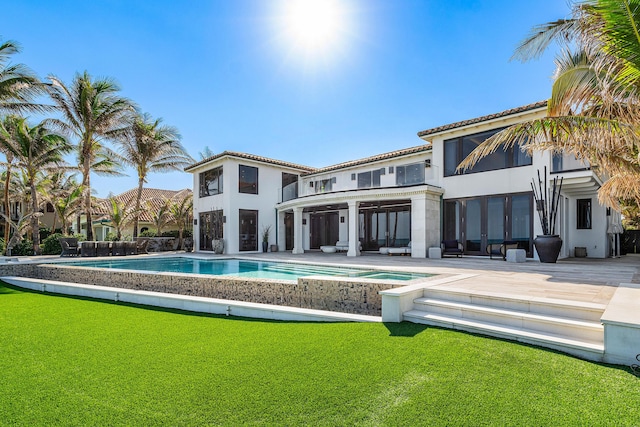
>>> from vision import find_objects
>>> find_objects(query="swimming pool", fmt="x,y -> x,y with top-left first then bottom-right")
69,257 -> 431,281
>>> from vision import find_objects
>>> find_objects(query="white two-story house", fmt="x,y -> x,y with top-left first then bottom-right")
186,101 -> 618,259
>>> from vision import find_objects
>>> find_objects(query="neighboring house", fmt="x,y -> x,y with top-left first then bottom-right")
75,188 -> 193,240
187,101 -> 619,259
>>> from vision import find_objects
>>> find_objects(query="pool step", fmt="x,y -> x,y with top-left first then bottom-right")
404,288 -> 606,360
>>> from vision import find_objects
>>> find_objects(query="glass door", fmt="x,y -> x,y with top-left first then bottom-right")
239,210 -> 258,251
464,199 -> 483,254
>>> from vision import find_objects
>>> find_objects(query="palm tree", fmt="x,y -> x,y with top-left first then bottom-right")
41,172 -> 82,234
47,71 -> 135,241
459,1 -> 640,207
149,197 -> 172,236
0,117 -> 70,254
169,193 -> 193,249
0,40 -> 50,114
116,112 -> 192,238
105,197 -> 137,241
0,116 -> 19,245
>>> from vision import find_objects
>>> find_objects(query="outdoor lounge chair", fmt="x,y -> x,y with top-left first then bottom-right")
112,241 -> 126,256
334,241 -> 362,252
59,237 -> 79,257
387,241 -> 412,256
441,239 -> 463,257
96,241 -> 111,257
125,241 -> 137,256
80,241 -> 97,257
486,240 -> 519,260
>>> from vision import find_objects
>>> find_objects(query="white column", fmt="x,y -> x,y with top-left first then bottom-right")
292,207 -> 304,254
410,194 -> 427,258
347,200 -> 360,257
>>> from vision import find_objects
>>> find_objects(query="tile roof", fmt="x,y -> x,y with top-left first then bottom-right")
417,100 -> 548,138
184,150 -> 316,173
93,187 -> 192,223
302,144 -> 432,176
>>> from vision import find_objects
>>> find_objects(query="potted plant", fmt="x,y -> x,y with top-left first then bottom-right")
531,167 -> 563,263
261,225 -> 271,253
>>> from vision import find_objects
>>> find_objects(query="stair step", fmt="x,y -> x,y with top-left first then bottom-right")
413,297 -> 603,342
403,310 -> 605,358
423,287 -> 606,322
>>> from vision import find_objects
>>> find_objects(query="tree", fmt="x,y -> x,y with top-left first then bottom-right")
458,1 -> 640,208
199,146 -> 214,160
0,117 -> 70,254
149,197 -> 172,236
0,40 -> 50,114
42,172 -> 82,234
105,197 -> 136,241
47,71 -> 135,241
169,193 -> 193,249
116,112 -> 192,238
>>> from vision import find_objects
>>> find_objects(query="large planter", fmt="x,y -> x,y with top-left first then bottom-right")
262,241 -> 268,253
212,239 -> 224,254
534,235 -> 563,263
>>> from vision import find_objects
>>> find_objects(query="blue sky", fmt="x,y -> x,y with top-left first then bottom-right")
3,0 -> 567,198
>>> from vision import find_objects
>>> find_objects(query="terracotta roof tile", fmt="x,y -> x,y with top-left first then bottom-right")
417,101 -> 548,138
184,151 -> 316,173
93,187 -> 192,223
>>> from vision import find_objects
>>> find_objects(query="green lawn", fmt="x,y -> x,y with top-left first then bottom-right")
1,283 -> 638,426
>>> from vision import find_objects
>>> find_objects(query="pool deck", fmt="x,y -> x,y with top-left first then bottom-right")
232,251 -> 639,306
5,251 -> 638,306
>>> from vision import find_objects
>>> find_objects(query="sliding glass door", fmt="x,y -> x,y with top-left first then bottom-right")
445,193 -> 533,256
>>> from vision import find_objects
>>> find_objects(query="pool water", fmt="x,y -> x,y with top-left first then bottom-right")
69,257 -> 431,281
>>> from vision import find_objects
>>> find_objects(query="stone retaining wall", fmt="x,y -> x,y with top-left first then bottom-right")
0,263 -> 405,316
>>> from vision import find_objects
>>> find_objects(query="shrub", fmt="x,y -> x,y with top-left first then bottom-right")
11,239 -> 34,256
39,227 -> 51,241
41,233 -> 65,255
140,230 -> 157,237
160,230 -> 179,238
105,232 -> 119,241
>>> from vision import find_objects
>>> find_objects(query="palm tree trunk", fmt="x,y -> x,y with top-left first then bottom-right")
3,166 -> 11,252
82,154 -> 94,241
30,179 -> 41,255
133,177 -> 144,238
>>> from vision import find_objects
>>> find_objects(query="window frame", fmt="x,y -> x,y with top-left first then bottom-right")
238,164 -> 258,195
199,166 -> 223,198
443,127 -> 532,177
576,198 -> 592,229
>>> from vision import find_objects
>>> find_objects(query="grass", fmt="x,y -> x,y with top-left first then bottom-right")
1,282 -> 638,426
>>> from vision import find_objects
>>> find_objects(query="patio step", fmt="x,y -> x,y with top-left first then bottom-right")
404,288 -> 606,360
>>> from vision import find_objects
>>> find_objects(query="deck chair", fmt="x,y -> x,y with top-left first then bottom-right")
59,237 -> 79,257
441,240 -> 463,257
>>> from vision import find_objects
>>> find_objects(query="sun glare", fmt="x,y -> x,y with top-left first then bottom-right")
275,0 -> 351,65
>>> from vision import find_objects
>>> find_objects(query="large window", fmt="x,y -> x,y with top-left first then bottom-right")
314,178 -> 335,193
239,165 -> 258,194
396,163 -> 425,186
444,128 -> 532,177
357,169 -> 383,189
577,199 -> 592,229
199,166 -> 223,197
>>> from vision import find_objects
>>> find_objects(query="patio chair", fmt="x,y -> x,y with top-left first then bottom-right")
486,240 -> 519,260
59,237 -> 79,257
125,241 -> 137,256
96,241 -> 111,257
441,239 -> 463,257
111,241 -> 126,256
80,241 -> 97,257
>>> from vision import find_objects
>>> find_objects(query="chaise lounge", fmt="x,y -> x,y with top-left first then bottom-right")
387,241 -> 412,256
